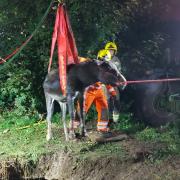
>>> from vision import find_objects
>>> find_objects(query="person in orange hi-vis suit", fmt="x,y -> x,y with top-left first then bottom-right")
98,45 -> 127,123
73,56 -> 117,133
83,82 -> 116,132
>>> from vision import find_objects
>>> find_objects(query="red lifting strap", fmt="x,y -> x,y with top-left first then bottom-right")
48,4 -> 79,95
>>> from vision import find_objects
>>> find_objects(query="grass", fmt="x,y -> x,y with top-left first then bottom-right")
111,113 -> 145,133
112,112 -> 180,161
0,110 -> 179,163
0,111 -> 179,180
0,112 -> 125,162
135,126 -> 180,161
0,112 -> 66,161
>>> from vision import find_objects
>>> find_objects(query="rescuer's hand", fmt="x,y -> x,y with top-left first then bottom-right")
118,81 -> 127,90
122,80 -> 127,90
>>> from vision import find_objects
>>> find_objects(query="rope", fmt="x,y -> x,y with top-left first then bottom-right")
124,78 -> 180,85
15,120 -> 45,131
0,0 -> 54,70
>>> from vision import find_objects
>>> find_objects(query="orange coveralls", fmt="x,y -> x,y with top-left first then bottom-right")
84,82 -> 116,131
78,57 -> 116,131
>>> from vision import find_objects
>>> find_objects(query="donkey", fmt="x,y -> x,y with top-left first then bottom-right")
43,60 -> 125,141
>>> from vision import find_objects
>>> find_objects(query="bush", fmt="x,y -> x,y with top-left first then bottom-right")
136,124 -> 180,159
112,113 -> 145,133
0,68 -> 37,115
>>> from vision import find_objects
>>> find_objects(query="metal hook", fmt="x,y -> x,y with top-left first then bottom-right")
57,0 -> 65,4
54,0 -> 65,6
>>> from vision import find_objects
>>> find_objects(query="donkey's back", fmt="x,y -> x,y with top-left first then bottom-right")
44,60 -> 99,95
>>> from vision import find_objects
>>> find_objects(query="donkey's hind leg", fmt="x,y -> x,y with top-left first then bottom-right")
67,92 -> 76,140
79,93 -> 88,137
45,93 -> 54,141
59,102 -> 69,141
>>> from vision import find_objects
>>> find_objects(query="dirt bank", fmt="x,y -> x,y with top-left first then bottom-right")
0,139 -> 180,180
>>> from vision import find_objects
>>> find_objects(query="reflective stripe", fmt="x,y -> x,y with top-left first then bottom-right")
89,85 -> 102,90
108,87 -> 115,92
97,121 -> 108,126
97,121 -> 109,130
97,127 -> 110,132
97,125 -> 107,129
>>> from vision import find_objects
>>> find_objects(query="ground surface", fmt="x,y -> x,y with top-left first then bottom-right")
0,114 -> 179,179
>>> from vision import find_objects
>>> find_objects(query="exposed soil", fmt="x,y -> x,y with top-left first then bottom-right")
0,138 -> 180,180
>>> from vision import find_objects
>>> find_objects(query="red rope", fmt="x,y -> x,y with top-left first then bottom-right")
0,35 -> 33,64
0,0 -> 54,66
125,78 -> 180,85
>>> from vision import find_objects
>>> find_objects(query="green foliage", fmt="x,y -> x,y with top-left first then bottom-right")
85,105 -> 97,122
0,0 -> 53,114
75,142 -> 125,160
136,128 -> 160,141
136,124 -> 180,160
0,0 -> 175,114
66,0 -> 121,56
0,110 -> 41,131
112,113 -> 145,133
0,68 -> 32,112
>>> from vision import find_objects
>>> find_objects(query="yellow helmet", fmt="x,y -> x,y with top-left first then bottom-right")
105,42 -> 117,52
97,49 -> 112,61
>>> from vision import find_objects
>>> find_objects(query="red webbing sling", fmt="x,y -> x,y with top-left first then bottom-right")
48,4 -> 79,95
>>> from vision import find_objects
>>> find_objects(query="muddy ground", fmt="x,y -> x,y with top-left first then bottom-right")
0,138 -> 180,180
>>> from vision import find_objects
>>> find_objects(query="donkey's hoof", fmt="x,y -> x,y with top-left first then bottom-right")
84,132 -> 89,137
69,131 -> 76,140
46,134 -> 52,141
81,129 -> 89,137
65,136 -> 70,141
81,132 -> 88,137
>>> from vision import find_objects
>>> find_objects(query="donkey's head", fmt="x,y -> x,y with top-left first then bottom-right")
97,61 -> 125,86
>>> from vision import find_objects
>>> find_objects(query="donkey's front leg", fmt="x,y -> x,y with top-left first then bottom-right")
45,94 -> 54,141
67,93 -> 76,140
